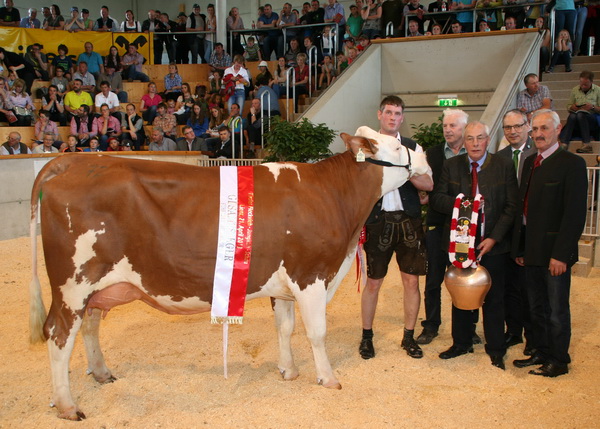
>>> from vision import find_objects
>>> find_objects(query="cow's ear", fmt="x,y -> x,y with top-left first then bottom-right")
341,133 -> 378,158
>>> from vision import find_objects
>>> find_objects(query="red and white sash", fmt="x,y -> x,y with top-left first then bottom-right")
448,193 -> 484,269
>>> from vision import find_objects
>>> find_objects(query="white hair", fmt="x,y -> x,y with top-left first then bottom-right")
443,108 -> 469,126
531,109 -> 560,128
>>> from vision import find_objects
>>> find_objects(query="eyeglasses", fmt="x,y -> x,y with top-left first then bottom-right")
465,135 -> 488,143
502,122 -> 527,131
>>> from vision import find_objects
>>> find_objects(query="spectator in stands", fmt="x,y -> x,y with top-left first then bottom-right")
187,4 -> 206,65
319,54 -> 335,89
50,67 -> 68,97
408,19 -> 423,36
343,35 -> 357,56
175,82 -> 195,124
34,110 -> 59,142
174,12 -> 190,64
336,50 -> 349,74
452,0 -> 476,32
431,22 -> 443,35
226,7 -> 245,57
476,0 -> 500,30
33,132 -> 59,153
0,0 -> 20,27
40,6 -> 50,25
0,47 -> 35,92
356,35 -> 371,51
324,0 -> 347,50
24,44 -> 49,81
105,136 -> 127,151
560,70 -> 600,153
93,103 -> 121,150
42,84 -> 67,125
309,0 -> 326,27
553,0 -> 576,42
548,29 -> 573,73
292,53 -> 309,110
477,19 -> 490,32
149,127 -> 177,151
64,7 -> 85,32
97,67 -> 127,105
346,5 -> 363,38
225,102 -> 244,137
255,76 -> 281,115
203,4 -> 217,64
244,98 -> 264,156
0,77 -> 15,123
20,7 -> 40,28
258,4 -> 281,60
153,102 -> 177,139
517,73 -> 552,122
95,81 -> 121,120
121,44 -> 149,82
9,79 -> 34,126
274,56 -> 290,95
157,12 -> 177,64
177,125 -> 208,151
79,8 -> 93,30
285,38 -> 302,66
140,82 -> 162,124
64,79 -> 93,118
120,103 -> 145,150
43,4 -> 64,30
51,45 -> 74,79
208,104 -> 226,132
104,46 -> 122,73
94,5 -> 118,32
536,17 -> 551,74
503,0 -> 527,28
504,15 -> 517,30
213,125 -> 233,158
209,42 -> 232,77
83,136 -> 101,152
304,35 -> 322,65
347,46 -> 359,64
70,104 -> 95,145
187,103 -> 210,137
163,63 -> 183,101
1,132 -> 30,155
121,9 -> 141,32
362,0 -> 382,39
244,37 -> 262,62
78,43 -> 104,79
321,25 -> 335,57
73,62 -> 96,94
450,19 -> 463,33
142,10 -> 161,63
224,55 -> 250,113
61,134 -> 83,152
278,3 -> 299,57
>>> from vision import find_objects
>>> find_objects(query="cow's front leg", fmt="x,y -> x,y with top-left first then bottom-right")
81,308 -> 115,384
295,283 -> 342,389
273,298 -> 299,381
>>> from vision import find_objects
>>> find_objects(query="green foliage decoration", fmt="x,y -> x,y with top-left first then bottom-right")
410,115 -> 444,151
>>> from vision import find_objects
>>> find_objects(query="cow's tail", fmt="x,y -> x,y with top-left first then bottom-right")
29,160 -> 65,344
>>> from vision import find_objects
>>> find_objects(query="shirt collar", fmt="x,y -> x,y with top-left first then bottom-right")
468,151 -> 488,168
538,142 -> 559,160
443,141 -> 466,159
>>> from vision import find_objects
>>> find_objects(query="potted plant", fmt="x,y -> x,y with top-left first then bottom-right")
410,115 -> 444,151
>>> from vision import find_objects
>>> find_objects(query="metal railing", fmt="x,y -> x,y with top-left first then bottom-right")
385,21 -> 395,37
198,158 -> 263,167
307,45 -> 318,98
259,90 -> 273,149
285,67 -> 296,121
585,166 -> 600,237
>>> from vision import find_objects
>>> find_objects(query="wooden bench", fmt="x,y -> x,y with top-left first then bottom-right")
0,126 -> 72,147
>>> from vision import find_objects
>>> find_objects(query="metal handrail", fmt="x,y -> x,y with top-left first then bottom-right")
229,116 -> 244,159
385,21 -> 394,37
285,67 -> 296,120
259,89 -> 272,148
307,45 -> 317,98
585,166 -> 600,237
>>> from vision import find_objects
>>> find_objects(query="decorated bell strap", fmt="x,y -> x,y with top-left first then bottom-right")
448,193 -> 485,269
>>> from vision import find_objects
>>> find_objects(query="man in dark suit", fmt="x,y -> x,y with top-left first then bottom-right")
176,126 -> 208,151
512,110 -> 587,377
431,121 -> 518,370
214,125 -> 233,158
417,109 -> 468,345
497,109 -> 536,354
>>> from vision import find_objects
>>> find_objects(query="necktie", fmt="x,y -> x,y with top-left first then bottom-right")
512,149 -> 521,172
471,162 -> 479,197
524,154 -> 543,217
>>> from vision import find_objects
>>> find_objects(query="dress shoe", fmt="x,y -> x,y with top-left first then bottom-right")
576,144 -> 593,154
401,337 -> 423,359
439,345 -> 474,360
529,362 -> 569,377
416,328 -> 438,345
504,333 -> 523,348
513,355 -> 546,368
490,355 -> 505,370
523,344 -> 535,356
359,338 -> 375,360
473,333 -> 482,345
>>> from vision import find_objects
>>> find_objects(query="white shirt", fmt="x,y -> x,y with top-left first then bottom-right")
224,65 -> 250,90
1,144 -> 32,155
95,91 -> 120,109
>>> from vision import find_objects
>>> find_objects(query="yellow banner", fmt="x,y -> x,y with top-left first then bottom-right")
0,27 -> 153,65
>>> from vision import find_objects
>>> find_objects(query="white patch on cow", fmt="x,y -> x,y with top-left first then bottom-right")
286,230 -> 291,235
324,246 -> 357,303
65,204 -> 72,233
72,228 -> 106,272
261,163 -> 301,183
247,261 -> 295,301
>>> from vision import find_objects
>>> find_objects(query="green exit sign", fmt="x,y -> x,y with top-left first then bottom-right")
438,98 -> 458,107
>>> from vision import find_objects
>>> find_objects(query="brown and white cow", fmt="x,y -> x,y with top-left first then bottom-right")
29,128 -> 432,420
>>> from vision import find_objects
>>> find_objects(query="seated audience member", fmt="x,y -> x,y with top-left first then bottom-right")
153,103 -> 178,139
478,19 -> 490,32
356,35 -> 371,52
476,0 -> 500,30
64,79 -> 94,118
304,35 -> 323,65
42,85 -> 67,126
121,103 -> 145,150
255,77 -> 281,115
148,127 -> 177,151
336,51 -> 349,75
187,103 -> 210,137
516,73 -> 552,122
244,98 -> 264,157
208,104 -> 226,131
33,132 -> 59,153
244,36 -> 262,62
73,61 -> 96,94
225,102 -> 244,136
97,64 -> 127,103
93,103 -> 122,150
43,4 -> 64,30
274,57 -> 290,96
51,45 -> 74,78
408,19 -> 423,36
321,25 -> 335,58
319,54 -> 336,89
24,44 -> 49,81
431,22 -> 443,35
50,67 -> 69,96
450,19 -> 463,34
253,61 -> 275,94
0,77 -> 15,123
175,82 -> 195,124
95,81 -> 122,121
548,29 -> 572,73
209,43 -> 232,76
504,15 -> 517,30
214,125 -> 233,158
104,46 -> 123,72
34,110 -> 59,143
70,104 -> 96,146
0,47 -> 36,92
140,82 -> 163,124
106,136 -> 128,151
9,79 -> 35,126
61,134 -> 83,152
347,47 -> 359,65
40,6 -> 51,26
77,42 -> 104,79
163,63 -> 183,101
121,9 -> 141,32
83,136 -> 102,152
561,70 -> 600,153
121,44 -> 150,82
94,5 -> 118,32
177,125 -> 209,151
20,7 -> 41,28
64,6 -> 86,32
1,132 -> 31,155
343,36 -> 356,57
285,38 -> 302,66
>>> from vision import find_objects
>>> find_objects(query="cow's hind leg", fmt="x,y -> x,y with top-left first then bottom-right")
295,283 -> 342,389
273,298 -> 299,381
81,308 -> 115,384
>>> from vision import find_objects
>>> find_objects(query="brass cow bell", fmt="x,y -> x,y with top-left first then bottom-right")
444,264 -> 492,310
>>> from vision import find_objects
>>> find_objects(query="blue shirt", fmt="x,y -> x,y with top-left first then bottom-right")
77,52 -> 104,75
258,12 -> 280,37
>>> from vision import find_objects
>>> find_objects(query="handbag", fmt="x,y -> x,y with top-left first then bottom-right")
14,106 -> 32,116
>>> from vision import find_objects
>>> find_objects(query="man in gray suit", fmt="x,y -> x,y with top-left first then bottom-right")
176,126 -> 209,151
497,109 -> 536,355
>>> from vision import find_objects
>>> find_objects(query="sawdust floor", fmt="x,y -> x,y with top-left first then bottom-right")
1,236 -> 599,428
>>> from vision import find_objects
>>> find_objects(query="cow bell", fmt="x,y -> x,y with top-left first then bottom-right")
444,264 -> 492,310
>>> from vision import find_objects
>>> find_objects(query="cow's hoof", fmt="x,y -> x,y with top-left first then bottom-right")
58,408 -> 86,421
317,378 -> 342,390
279,367 -> 299,381
93,373 -> 116,384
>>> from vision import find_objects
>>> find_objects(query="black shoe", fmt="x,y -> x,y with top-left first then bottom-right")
401,337 -> 424,359
416,328 -> 438,345
359,338 -> 375,360
576,144 -> 593,153
439,345 -> 474,360
491,355 -> 505,370
504,333 -> 523,348
513,355 -> 546,368
523,344 -> 535,356
473,333 -> 482,345
529,362 -> 569,377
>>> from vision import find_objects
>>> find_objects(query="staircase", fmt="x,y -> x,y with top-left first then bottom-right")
542,55 -> 600,276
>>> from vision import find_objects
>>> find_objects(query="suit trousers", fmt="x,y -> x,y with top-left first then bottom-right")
422,226 -> 445,331
452,252 -> 507,357
504,258 -> 532,342
525,266 -> 572,365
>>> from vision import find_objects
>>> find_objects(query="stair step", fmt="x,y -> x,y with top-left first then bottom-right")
572,55 -> 600,64
579,239 -> 596,260
573,256 -> 592,277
